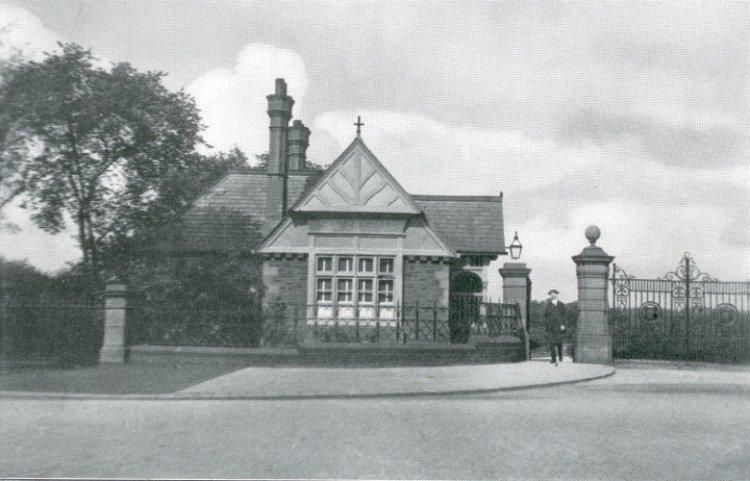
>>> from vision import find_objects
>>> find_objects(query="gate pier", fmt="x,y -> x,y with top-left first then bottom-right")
99,277 -> 127,364
572,226 -> 614,364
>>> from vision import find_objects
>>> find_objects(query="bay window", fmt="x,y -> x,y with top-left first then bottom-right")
314,254 -> 396,322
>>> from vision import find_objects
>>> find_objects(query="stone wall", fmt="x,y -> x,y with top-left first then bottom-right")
403,259 -> 450,307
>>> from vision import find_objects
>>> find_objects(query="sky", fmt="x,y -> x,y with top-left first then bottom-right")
0,0 -> 748,301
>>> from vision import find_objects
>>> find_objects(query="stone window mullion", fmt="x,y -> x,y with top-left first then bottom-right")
315,254 -> 396,320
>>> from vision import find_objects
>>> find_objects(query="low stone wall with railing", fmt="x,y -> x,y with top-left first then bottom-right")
126,298 -> 528,365
264,300 -> 526,348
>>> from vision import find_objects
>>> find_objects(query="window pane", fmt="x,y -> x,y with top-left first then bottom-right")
358,257 -> 374,273
378,279 -> 394,303
337,278 -> 353,302
358,279 -> 373,303
338,257 -> 353,272
317,256 -> 332,272
316,277 -> 332,301
379,257 -> 394,274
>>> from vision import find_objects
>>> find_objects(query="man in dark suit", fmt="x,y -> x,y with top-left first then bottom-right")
544,289 -> 566,365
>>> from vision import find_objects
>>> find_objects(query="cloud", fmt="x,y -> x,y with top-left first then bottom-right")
0,3 -> 60,62
556,110 -> 748,169
311,110 -> 592,192
291,1 -> 749,172
186,43 -> 307,159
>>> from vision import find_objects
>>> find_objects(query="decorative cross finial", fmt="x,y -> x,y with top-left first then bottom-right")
354,116 -> 364,137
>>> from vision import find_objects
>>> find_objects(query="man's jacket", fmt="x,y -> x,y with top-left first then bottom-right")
544,300 -> 567,341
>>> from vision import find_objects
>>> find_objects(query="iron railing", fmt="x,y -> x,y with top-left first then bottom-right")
609,253 -> 750,362
266,297 -> 525,347
127,303 -> 261,348
0,301 -> 103,366
0,296 -> 525,360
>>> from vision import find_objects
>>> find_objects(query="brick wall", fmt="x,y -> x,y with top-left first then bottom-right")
264,175 -> 286,233
262,255 -> 308,309
262,255 -> 308,345
403,259 -> 450,307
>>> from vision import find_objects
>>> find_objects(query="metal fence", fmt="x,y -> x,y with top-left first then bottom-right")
266,297 -> 525,347
125,295 -> 525,348
0,294 -> 525,361
609,253 -> 750,362
0,301 -> 103,366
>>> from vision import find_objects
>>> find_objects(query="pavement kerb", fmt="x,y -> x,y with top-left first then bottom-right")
0,364 -> 616,401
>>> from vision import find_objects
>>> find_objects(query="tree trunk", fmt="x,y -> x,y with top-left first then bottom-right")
76,209 -> 101,293
77,212 -> 90,266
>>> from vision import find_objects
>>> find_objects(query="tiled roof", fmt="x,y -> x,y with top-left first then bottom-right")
413,195 -> 506,255
175,171 -> 320,253
287,172 -> 320,211
160,163 -> 504,256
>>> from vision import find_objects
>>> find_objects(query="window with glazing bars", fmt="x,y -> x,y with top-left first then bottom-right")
315,255 -> 395,315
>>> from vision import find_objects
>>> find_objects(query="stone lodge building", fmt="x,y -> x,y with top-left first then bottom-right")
181,79 -> 508,343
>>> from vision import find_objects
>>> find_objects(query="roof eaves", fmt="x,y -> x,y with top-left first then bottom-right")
411,194 -> 503,203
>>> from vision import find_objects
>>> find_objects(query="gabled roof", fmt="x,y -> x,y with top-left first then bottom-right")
413,195 -> 506,255
156,139 -> 505,256
291,138 -> 422,215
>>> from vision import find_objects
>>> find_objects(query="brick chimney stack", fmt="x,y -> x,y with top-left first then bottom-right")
287,120 -> 311,171
266,78 -> 294,174
265,78 -> 294,224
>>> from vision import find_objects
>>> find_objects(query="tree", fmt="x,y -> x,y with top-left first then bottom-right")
0,43 -> 209,286
102,146 -> 249,269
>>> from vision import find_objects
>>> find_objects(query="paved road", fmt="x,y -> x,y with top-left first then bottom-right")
1,368 -> 748,480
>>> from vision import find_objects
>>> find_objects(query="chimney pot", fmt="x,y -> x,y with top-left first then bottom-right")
287,120 -> 311,171
266,78 -> 294,174
275,78 -> 287,96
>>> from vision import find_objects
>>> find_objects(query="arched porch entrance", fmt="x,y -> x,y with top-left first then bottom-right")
449,270 -> 483,343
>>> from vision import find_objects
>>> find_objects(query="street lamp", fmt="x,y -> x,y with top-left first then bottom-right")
509,231 -> 523,260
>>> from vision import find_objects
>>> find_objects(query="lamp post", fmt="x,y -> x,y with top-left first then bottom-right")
509,231 -> 523,260
499,231 -> 531,358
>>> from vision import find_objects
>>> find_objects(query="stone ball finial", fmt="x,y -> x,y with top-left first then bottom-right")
585,225 -> 601,245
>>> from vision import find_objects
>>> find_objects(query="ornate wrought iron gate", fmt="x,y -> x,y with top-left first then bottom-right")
609,253 -> 750,362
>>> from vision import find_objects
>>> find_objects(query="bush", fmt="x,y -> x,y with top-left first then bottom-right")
124,250 -> 263,348
0,258 -> 101,366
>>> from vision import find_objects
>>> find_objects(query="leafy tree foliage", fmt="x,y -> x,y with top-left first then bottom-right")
0,257 -> 49,301
0,42 -> 282,349
0,43 -> 225,286
101,146 -> 249,271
